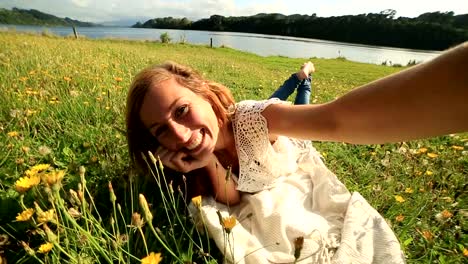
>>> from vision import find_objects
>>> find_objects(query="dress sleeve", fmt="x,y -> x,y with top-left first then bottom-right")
232,98 -> 289,193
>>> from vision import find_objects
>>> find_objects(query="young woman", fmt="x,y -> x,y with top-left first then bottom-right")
126,41 -> 467,263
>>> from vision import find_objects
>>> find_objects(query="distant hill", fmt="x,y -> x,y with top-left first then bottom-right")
0,7 -> 98,27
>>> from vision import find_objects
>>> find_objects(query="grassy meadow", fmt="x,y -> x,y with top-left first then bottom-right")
0,31 -> 467,263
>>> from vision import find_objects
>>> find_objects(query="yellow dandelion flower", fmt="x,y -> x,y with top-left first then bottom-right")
42,170 -> 65,186
37,209 -> 55,223
25,164 -> 50,177
421,230 -> 433,241
37,242 -> 53,254
395,214 -> 405,222
405,187 -> 413,194
15,175 -> 41,193
63,76 -> 71,82
7,131 -> 19,137
441,209 -> 453,219
222,215 -> 237,233
452,145 -> 464,151
16,208 -> 35,221
463,248 -> 468,257
394,195 -> 405,203
427,153 -> 438,158
141,252 -> 162,264
30,164 -> 51,173
191,195 -> 202,208
418,147 -> 428,153
425,170 -> 433,176
114,77 -> 123,82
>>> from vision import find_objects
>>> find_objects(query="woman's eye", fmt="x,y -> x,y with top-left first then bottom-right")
152,126 -> 166,137
175,105 -> 188,118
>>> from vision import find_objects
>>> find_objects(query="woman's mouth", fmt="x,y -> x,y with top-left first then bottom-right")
186,129 -> 204,151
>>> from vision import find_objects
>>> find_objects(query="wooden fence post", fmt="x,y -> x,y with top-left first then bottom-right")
72,26 -> 78,39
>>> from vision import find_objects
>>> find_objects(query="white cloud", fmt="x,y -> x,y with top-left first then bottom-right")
71,0 -> 92,8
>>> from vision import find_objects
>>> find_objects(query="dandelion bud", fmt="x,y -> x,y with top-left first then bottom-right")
157,158 -> 164,171
69,189 -> 81,206
77,184 -> 84,201
108,182 -> 116,203
119,234 -> 129,244
42,224 -> 57,242
168,180 -> 174,193
68,208 -> 81,218
131,212 -> 144,228
139,194 -> 153,222
34,202 -> 45,215
20,241 -> 35,256
147,151 -> 157,165
79,166 -> 86,179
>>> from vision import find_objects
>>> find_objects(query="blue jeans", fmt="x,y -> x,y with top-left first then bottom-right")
269,73 -> 312,105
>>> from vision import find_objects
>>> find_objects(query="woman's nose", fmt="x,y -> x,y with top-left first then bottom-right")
168,120 -> 190,144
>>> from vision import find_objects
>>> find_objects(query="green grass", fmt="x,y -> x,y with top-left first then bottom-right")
0,31 -> 467,263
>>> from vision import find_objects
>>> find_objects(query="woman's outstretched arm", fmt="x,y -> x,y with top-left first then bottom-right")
263,41 -> 468,144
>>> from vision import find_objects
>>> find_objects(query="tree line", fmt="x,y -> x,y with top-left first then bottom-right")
133,10 -> 468,51
0,8 -> 96,27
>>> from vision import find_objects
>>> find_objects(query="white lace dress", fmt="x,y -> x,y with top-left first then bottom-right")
191,99 -> 405,264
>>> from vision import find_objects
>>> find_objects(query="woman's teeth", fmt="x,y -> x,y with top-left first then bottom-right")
187,130 -> 203,150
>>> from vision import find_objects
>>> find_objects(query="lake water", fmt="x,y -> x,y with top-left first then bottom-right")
1,24 -> 442,65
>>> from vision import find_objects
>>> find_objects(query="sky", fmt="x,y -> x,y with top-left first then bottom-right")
1,0 -> 467,25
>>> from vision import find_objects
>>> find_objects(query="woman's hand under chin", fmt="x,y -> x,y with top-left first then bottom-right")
154,146 -> 216,173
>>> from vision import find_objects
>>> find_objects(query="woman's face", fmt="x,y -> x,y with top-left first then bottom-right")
139,78 -> 221,167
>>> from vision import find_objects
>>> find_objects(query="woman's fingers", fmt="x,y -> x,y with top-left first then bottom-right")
154,146 -> 195,173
